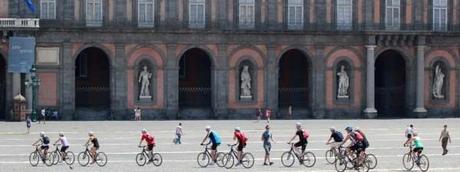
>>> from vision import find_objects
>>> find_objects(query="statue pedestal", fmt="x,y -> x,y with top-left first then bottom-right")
337,95 -> 349,99
139,96 -> 152,99
240,95 -> 253,100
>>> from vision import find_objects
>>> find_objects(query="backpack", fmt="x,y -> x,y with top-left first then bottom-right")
241,132 -> 248,143
302,130 -> 310,140
335,131 -> 344,142
353,131 -> 364,141
42,136 -> 50,144
211,131 -> 222,145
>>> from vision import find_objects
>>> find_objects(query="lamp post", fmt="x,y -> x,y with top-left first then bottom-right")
25,65 -> 40,122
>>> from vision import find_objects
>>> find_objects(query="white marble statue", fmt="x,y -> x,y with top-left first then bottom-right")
240,65 -> 252,98
337,65 -> 349,98
139,66 -> 152,98
433,65 -> 445,99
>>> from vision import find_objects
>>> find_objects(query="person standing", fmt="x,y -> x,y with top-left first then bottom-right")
26,115 -> 31,134
40,108 -> 46,124
265,107 -> 272,123
255,108 -> 262,123
261,125 -> 275,166
175,123 -> 183,144
439,125 -> 451,155
134,107 -> 142,121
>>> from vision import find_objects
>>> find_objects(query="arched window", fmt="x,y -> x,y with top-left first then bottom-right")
336,0 -> 353,30
433,0 -> 448,31
238,60 -> 256,101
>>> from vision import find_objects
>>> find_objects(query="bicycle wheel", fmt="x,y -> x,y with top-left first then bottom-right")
216,152 -> 226,167
365,153 -> 378,169
64,151 -> 75,165
241,152 -> 254,169
44,153 -> 54,166
51,151 -> 60,165
95,152 -> 108,167
281,151 -> 295,167
29,152 -> 40,166
136,153 -> 147,166
223,153 -> 234,169
357,161 -> 370,172
325,150 -> 336,164
334,157 -> 347,172
196,152 -> 210,167
77,152 -> 90,166
152,153 -> 162,167
402,153 -> 414,171
302,151 -> 316,167
418,154 -> 430,172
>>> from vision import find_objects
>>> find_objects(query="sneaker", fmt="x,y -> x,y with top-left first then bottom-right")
269,162 -> 274,166
209,161 -> 215,166
235,161 -> 242,166
263,162 -> 268,166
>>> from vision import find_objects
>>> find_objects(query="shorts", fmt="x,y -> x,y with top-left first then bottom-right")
92,146 -> 99,150
147,144 -> 154,151
263,144 -> 271,155
211,143 -> 219,150
41,145 -> 49,150
60,146 -> 69,152
237,143 -> 246,152
407,134 -> 412,139
413,147 -> 423,153
294,141 -> 307,152
350,142 -> 364,154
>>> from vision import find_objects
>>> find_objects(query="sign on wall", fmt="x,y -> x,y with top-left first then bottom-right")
8,37 -> 36,73
37,47 -> 60,65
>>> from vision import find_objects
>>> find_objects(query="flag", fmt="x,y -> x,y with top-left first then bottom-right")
24,0 -> 36,13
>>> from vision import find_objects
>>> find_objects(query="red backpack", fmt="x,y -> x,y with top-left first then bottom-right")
302,130 -> 310,140
241,132 -> 248,143
353,131 -> 364,141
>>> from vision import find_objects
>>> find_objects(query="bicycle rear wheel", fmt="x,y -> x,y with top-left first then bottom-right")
223,153 -> 234,169
152,153 -> 162,166
365,153 -> 378,169
418,154 -> 430,172
334,157 -> 347,172
281,151 -> 295,167
95,152 -> 108,167
136,153 -> 147,166
325,150 -> 336,164
241,152 -> 254,169
196,152 -> 210,167
216,152 -> 226,167
44,153 -> 54,166
402,153 -> 414,171
77,152 -> 90,166
302,151 -> 316,167
64,151 -> 75,165
29,152 -> 39,166
51,151 -> 60,165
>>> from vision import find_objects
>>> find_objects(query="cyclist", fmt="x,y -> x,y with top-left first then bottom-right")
138,129 -> 156,162
53,132 -> 70,161
404,132 -> 424,164
261,124 -> 275,166
287,122 -> 309,161
326,127 -> 344,150
84,131 -> 100,165
355,127 -> 369,151
32,132 -> 50,161
404,124 -> 415,143
341,126 -> 365,167
233,127 -> 248,166
200,126 -> 221,165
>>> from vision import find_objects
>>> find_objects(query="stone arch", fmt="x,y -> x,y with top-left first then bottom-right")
73,44 -> 114,64
127,45 -> 166,67
375,47 -> 412,68
176,46 -> 218,68
277,47 -> 313,64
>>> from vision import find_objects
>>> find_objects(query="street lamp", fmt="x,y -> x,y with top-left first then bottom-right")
25,65 -> 40,121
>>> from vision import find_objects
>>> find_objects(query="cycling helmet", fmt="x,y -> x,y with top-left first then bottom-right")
205,126 -> 211,131
296,122 -> 302,126
141,129 -> 147,133
330,127 -> 336,132
345,127 -> 353,132
88,131 -> 94,136
58,132 -> 64,136
40,132 -> 45,137
234,127 -> 240,131
265,125 -> 270,129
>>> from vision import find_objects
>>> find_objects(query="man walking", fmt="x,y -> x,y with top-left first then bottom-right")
175,123 -> 183,144
439,125 -> 451,155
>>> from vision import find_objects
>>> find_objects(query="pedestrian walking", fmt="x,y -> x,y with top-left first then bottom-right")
261,125 -> 275,165
175,123 -> 183,144
134,107 -> 141,121
39,108 -> 46,124
265,107 -> 272,123
255,108 -> 262,123
439,125 -> 451,155
26,115 -> 31,134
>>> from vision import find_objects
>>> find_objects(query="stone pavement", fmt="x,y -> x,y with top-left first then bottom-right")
0,119 -> 459,172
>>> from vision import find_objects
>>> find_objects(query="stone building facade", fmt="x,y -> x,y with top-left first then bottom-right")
1,0 -> 460,120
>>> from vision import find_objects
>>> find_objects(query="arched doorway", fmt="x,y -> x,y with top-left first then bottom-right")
278,49 -> 311,117
0,55 -> 5,120
75,47 -> 111,119
375,50 -> 406,117
178,48 -> 212,117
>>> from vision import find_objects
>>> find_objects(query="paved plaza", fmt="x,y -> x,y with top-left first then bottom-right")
0,119 -> 459,172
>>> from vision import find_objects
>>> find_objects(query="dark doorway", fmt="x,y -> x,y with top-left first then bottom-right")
179,48 -> 212,108
0,56 -> 5,120
278,50 -> 310,108
75,47 -> 111,109
375,50 -> 406,117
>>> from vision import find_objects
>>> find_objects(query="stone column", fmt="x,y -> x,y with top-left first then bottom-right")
212,44 -> 228,119
413,40 -> 427,117
165,44 -> 179,119
363,45 -> 378,118
312,47 -> 326,119
111,43 -> 128,120
25,74 -> 32,112
60,42 -> 75,120
265,45 -> 278,115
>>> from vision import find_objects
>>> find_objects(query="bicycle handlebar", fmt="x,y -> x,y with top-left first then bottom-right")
227,144 -> 237,147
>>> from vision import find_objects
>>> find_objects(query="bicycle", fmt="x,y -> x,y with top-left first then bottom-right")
135,145 -> 162,166
77,145 -> 108,167
325,143 -> 343,164
334,145 -> 369,172
402,145 -> 429,172
197,143 -> 226,167
281,143 -> 316,168
221,144 -> 254,169
49,144 -> 75,165
29,145 -> 53,167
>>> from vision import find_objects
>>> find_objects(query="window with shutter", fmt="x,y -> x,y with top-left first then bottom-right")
239,0 -> 255,29
336,0 -> 353,30
433,0 -> 448,31
385,0 -> 400,30
287,0 -> 303,30
86,0 -> 103,27
189,0 -> 206,28
40,0 -> 56,20
138,0 -> 155,27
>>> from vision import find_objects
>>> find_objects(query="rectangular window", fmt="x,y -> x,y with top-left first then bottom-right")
189,0 -> 206,28
86,0 -> 103,27
433,0 -> 448,31
138,0 -> 155,27
385,0 -> 400,30
287,0 -> 304,30
336,0 -> 353,30
239,0 -> 255,29
40,0 -> 56,20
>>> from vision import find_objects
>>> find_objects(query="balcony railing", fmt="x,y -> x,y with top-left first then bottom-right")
0,18 -> 40,29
